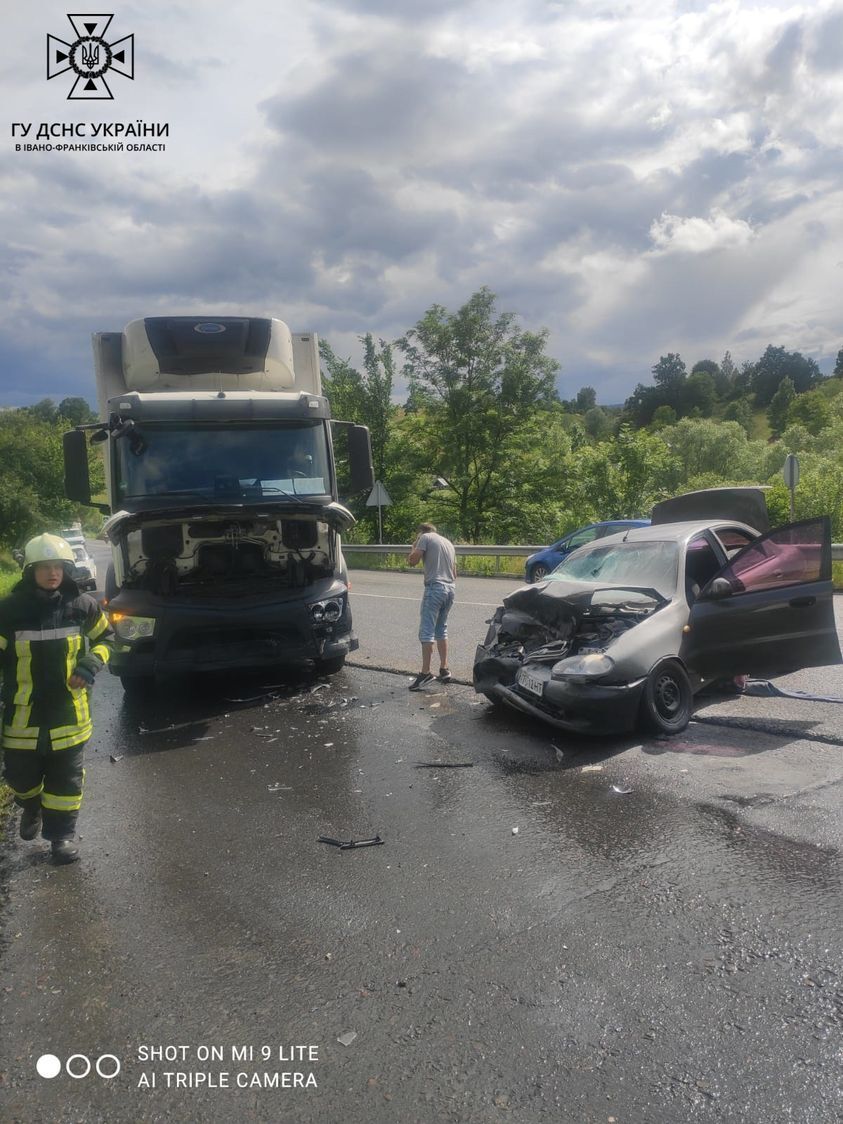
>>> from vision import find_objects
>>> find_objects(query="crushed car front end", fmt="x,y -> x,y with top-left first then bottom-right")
473,575 -> 683,735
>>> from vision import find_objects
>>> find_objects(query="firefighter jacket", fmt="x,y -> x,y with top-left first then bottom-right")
0,572 -> 114,751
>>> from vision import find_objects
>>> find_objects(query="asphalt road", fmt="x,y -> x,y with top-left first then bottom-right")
1,549 -> 841,1123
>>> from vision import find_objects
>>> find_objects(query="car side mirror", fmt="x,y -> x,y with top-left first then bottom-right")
705,577 -> 733,600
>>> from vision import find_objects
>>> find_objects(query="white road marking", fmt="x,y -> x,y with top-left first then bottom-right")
350,592 -> 501,607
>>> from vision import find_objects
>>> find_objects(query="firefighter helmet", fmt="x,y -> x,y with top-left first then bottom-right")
23,533 -> 75,568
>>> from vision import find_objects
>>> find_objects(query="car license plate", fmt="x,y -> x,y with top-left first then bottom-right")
516,668 -> 544,698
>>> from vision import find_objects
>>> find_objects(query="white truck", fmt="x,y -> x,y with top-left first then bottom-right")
63,316 -> 373,692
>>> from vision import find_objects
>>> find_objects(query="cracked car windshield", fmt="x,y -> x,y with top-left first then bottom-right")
548,540 -> 679,596
116,423 -> 329,501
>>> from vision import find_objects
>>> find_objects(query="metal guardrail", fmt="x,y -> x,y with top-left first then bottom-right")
344,542 -> 843,567
344,544 -> 543,557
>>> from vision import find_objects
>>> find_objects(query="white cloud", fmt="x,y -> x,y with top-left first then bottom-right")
649,209 -> 756,253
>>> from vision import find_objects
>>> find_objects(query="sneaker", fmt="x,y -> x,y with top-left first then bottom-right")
437,669 -> 452,683
408,672 -> 435,691
51,840 -> 80,865
19,806 -> 42,841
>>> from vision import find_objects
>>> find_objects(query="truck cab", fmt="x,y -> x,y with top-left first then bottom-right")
64,316 -> 373,691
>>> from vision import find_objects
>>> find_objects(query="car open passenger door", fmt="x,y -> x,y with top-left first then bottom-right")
681,517 -> 842,681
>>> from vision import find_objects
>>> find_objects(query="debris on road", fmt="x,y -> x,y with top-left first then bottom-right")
414,762 -> 474,769
611,784 -> 633,795
581,764 -> 604,772
336,1031 -> 357,1046
318,835 -> 384,850
109,754 -> 123,763
511,827 -> 519,835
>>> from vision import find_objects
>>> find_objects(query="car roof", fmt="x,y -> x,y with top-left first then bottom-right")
593,519 -> 760,546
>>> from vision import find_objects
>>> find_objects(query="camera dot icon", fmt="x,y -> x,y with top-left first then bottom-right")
36,1054 -> 62,1079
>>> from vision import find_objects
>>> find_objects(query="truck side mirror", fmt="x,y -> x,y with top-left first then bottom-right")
347,425 -> 374,493
64,430 -> 92,505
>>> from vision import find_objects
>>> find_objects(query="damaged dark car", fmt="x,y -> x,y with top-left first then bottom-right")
474,489 -> 842,736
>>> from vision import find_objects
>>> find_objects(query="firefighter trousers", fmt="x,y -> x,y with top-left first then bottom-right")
3,728 -> 86,841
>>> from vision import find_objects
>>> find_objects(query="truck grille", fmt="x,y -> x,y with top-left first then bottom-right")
166,626 -> 303,661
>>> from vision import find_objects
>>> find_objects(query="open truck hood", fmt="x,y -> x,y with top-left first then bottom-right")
102,500 -> 356,543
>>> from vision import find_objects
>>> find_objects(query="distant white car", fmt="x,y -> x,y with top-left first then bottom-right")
70,542 -> 97,592
59,527 -> 86,548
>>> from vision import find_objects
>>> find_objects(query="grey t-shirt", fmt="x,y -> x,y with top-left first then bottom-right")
415,532 -> 456,586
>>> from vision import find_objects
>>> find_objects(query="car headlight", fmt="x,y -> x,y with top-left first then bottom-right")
109,613 -> 156,641
550,653 -> 615,681
309,597 -> 343,623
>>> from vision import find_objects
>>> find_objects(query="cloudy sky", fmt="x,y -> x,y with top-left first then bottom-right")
2,0 -> 842,407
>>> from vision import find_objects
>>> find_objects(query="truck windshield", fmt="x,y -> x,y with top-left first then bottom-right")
115,422 -> 331,503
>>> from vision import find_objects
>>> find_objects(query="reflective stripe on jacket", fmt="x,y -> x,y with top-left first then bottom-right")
0,575 -> 114,751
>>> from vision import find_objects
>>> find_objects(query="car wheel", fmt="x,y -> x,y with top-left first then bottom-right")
530,564 -> 550,583
639,660 -> 692,735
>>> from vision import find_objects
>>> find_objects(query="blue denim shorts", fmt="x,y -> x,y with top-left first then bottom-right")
419,581 -> 455,643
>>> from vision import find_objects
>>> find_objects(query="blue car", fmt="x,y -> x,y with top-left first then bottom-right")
524,519 -> 651,583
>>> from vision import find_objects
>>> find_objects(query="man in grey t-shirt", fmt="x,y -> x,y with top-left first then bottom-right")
406,523 -> 456,690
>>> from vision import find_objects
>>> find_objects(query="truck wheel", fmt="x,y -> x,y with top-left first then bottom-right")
316,655 -> 346,675
105,564 -> 118,601
119,675 -> 154,699
638,660 -> 692,735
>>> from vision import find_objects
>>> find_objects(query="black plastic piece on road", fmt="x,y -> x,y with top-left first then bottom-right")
318,835 -> 385,850
414,762 -> 474,768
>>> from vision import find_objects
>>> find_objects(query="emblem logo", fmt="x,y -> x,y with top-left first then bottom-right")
47,14 -> 134,100
193,323 -> 228,334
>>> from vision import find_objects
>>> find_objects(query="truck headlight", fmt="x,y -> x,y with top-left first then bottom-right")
110,613 -> 157,641
550,653 -> 614,681
309,598 -> 343,623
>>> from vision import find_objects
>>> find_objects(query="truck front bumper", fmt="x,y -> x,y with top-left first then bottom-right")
108,585 -> 357,676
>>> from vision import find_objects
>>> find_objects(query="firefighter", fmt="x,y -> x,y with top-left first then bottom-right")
0,533 -> 114,864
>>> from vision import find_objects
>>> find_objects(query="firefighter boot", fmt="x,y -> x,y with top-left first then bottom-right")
19,804 -> 42,841
51,840 -> 80,865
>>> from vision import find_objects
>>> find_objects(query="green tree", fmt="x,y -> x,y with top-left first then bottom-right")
583,405 -> 612,441
650,405 -> 677,430
398,287 -> 559,540
658,418 -> 759,487
0,410 -> 84,549
25,398 -> 59,424
691,358 -> 728,398
833,347 -> 843,378
720,350 -> 737,390
681,371 -> 717,417
767,377 -> 796,436
722,396 -> 753,436
751,345 -> 822,405
563,426 -> 676,521
652,353 -> 687,390
321,335 -> 397,536
57,397 -> 97,427
575,386 -> 597,412
787,390 -> 831,436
